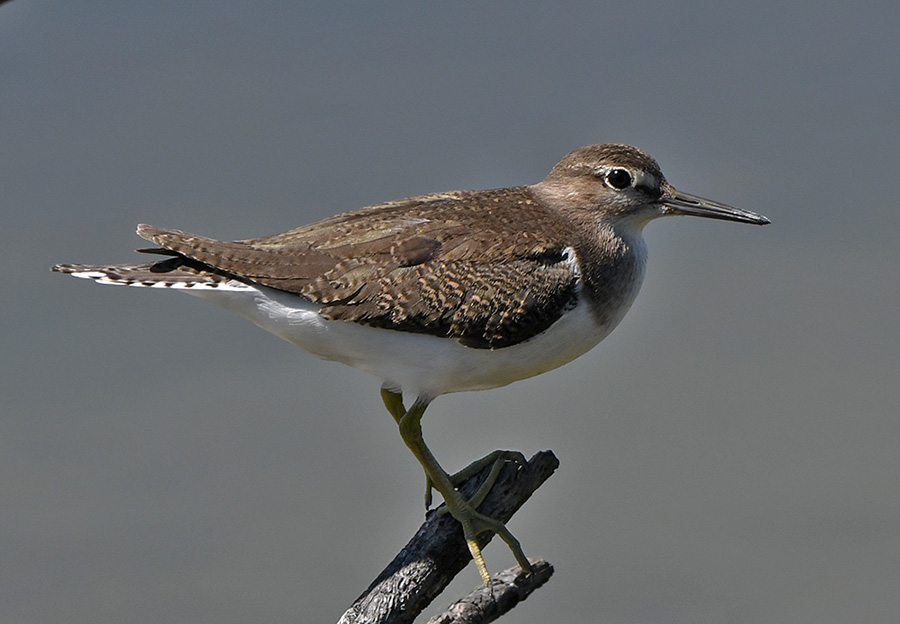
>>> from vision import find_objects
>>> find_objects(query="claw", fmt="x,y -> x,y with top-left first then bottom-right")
425,475 -> 434,509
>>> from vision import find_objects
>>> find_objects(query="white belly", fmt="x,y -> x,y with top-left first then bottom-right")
188,279 -> 640,400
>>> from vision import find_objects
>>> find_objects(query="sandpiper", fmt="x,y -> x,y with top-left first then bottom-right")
53,143 -> 769,586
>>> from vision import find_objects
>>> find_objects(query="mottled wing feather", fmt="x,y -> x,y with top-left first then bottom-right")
324,254 -> 578,348
136,187 -> 582,348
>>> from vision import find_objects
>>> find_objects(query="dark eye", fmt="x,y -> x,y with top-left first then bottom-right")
605,168 -> 633,190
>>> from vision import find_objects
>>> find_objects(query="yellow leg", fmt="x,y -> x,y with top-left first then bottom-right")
380,387 -> 407,424
381,389 -> 526,511
382,388 -> 437,507
386,390 -> 532,587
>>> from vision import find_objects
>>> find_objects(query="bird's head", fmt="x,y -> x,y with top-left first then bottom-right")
534,143 -> 770,228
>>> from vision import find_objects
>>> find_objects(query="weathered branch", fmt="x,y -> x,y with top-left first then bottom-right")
426,558 -> 554,624
336,450 -> 559,624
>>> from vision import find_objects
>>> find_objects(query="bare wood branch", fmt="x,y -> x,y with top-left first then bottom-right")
426,558 -> 554,624
336,450 -> 559,624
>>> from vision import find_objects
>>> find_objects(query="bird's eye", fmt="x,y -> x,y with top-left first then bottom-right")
605,168 -> 633,190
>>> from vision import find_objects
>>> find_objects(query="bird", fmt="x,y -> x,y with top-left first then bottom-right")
52,143 -> 770,586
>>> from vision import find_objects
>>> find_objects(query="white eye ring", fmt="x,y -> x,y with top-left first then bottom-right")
605,168 -> 633,190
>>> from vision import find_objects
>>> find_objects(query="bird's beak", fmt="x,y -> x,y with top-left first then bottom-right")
663,188 -> 770,225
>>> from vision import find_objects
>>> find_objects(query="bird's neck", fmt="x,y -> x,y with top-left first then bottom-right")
577,219 -> 648,329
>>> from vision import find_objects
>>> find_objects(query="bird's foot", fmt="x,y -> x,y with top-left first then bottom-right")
439,479 -> 533,587
427,450 -> 527,512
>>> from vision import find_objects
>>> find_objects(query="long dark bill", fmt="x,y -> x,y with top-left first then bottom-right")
664,188 -> 770,225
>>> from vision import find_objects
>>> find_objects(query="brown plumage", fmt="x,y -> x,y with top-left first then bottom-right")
129,187 -> 589,349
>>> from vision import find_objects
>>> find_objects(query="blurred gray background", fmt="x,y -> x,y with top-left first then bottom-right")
3,2 -> 899,623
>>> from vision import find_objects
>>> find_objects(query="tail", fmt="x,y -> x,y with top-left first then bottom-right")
51,256 -> 253,291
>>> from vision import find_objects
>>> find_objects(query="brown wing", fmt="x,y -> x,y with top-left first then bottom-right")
137,187 -> 582,349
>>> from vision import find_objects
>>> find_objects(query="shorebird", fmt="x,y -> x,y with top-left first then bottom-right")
53,143 -> 769,586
